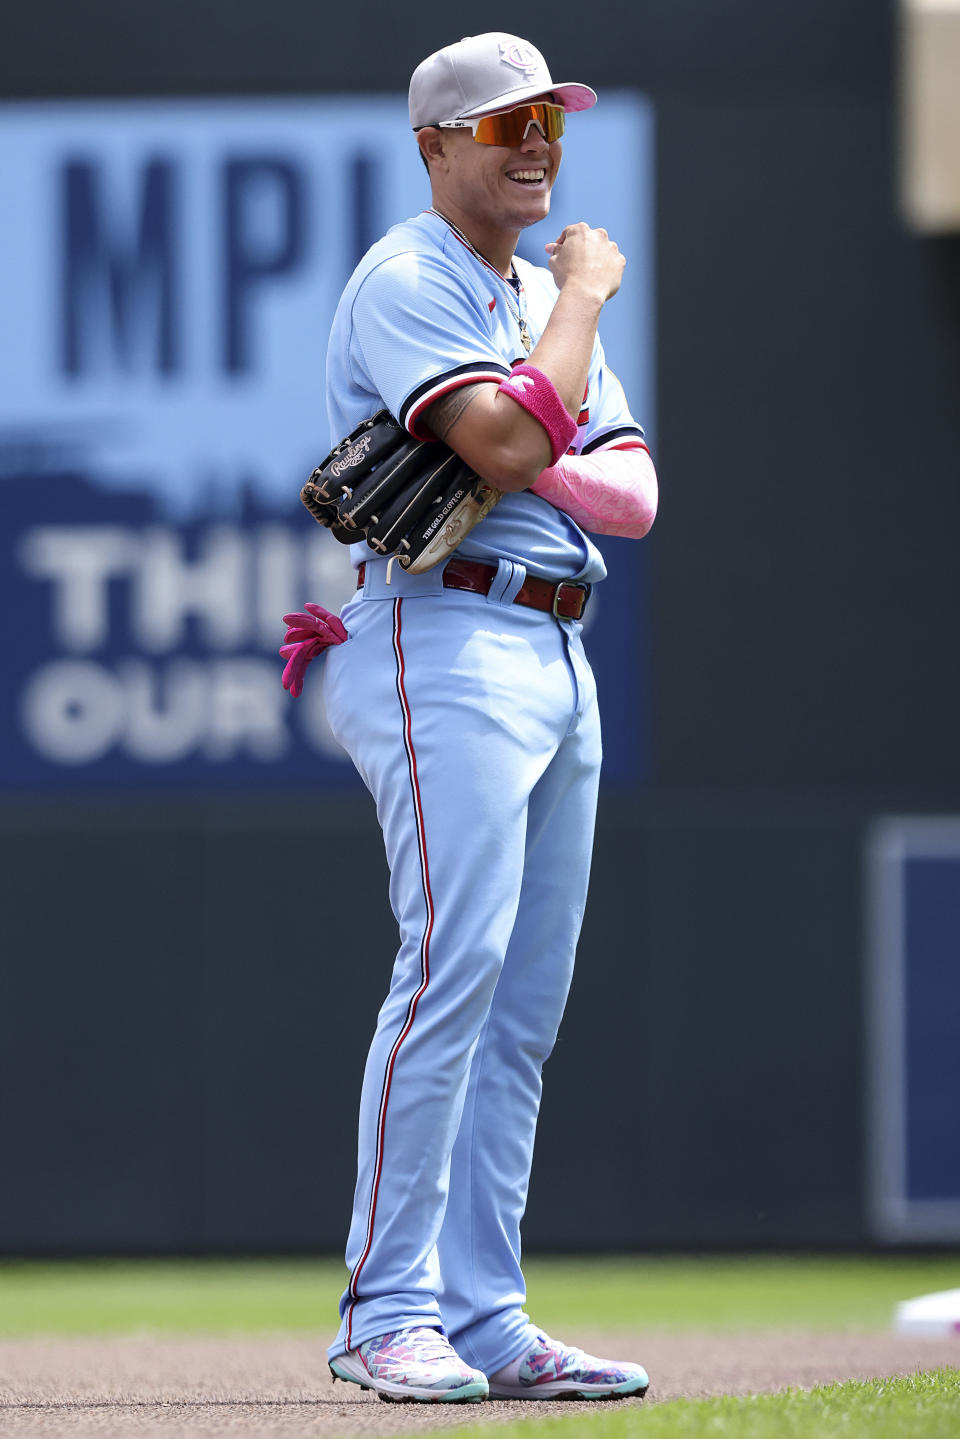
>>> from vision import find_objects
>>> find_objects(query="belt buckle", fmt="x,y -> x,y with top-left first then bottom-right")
552,581 -> 589,620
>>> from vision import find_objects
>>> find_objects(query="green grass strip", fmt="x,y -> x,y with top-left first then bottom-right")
0,1255 -> 958,1337
451,1369 -> 960,1439
0,1260 -> 340,1337
521,1254 -> 960,1332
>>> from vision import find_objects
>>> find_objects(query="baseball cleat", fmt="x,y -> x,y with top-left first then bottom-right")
487,1330 -> 649,1400
329,1326 -> 489,1403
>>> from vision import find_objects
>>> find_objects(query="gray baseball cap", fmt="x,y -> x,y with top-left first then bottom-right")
409,33 -> 597,130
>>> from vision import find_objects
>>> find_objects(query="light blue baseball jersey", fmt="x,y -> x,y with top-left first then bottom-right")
325,209 -> 645,584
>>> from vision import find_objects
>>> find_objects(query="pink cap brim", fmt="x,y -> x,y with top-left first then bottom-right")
459,81 -> 598,120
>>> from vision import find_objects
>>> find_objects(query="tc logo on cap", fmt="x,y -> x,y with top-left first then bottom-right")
498,40 -> 540,74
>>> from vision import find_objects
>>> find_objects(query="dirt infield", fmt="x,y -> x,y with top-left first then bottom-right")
1,1330 -> 958,1436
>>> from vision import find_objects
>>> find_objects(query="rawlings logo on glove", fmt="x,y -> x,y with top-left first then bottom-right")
330,433 -> 375,477
300,410 -> 501,574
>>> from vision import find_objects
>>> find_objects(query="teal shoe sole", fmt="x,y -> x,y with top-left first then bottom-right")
488,1372 -> 649,1401
330,1359 -> 488,1403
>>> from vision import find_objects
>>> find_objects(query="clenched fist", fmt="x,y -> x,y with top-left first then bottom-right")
545,222 -> 625,304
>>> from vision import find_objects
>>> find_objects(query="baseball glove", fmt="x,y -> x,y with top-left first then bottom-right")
300,410 -> 501,574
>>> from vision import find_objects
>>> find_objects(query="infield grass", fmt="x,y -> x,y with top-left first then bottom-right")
0,1254 -> 958,1337
452,1370 -> 960,1439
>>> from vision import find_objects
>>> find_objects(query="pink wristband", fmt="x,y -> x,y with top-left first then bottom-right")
497,364 -> 578,465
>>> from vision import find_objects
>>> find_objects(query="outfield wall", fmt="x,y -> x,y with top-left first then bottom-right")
0,798 -> 864,1252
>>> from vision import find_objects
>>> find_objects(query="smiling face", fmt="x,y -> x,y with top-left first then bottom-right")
418,97 -> 564,268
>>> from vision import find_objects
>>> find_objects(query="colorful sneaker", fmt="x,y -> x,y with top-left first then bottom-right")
488,1330 -> 649,1400
329,1327 -> 489,1404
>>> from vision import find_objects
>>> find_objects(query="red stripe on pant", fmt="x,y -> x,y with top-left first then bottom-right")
345,599 -> 435,1350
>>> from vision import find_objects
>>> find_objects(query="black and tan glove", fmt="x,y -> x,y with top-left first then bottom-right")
300,410 -> 501,574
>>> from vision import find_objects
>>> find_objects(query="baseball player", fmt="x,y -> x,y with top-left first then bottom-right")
296,33 -> 658,1403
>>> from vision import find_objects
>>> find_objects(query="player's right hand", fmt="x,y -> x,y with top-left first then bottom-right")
545,223 -> 625,303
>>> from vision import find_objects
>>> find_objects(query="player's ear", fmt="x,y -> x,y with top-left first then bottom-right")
417,127 -> 446,171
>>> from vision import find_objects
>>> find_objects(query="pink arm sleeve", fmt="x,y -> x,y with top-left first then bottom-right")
529,444 -> 658,538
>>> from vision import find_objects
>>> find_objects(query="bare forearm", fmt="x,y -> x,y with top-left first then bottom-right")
525,282 -> 604,421
424,223 -> 624,491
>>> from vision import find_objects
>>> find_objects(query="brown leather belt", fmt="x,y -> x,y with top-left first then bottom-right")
356,558 -> 590,621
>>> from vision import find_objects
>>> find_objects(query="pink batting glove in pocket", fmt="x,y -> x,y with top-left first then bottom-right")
279,602 -> 349,697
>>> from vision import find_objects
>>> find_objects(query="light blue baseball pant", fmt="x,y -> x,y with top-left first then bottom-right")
322,558 -> 601,1377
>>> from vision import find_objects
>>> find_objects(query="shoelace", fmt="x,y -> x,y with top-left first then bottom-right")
403,1329 -> 459,1362
365,1327 -> 459,1366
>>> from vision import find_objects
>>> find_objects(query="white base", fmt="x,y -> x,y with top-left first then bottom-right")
895,1288 -> 960,1338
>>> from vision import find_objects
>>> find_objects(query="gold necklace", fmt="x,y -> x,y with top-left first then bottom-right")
428,209 -> 533,354
506,271 -> 533,354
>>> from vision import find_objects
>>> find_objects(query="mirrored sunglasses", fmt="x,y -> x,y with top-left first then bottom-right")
439,102 -> 565,147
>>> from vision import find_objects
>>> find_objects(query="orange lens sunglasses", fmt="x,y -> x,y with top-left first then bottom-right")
439,102 -> 565,147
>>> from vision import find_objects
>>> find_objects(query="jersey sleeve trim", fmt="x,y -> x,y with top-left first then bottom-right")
401,361 -> 511,440
581,425 -> 648,455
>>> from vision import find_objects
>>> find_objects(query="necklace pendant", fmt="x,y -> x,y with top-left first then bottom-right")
520,322 -> 532,354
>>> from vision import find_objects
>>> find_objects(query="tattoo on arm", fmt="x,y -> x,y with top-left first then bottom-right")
425,384 -> 484,441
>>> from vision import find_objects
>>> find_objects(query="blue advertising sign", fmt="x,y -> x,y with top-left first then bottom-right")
0,95 -> 655,790
868,818 -> 960,1240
